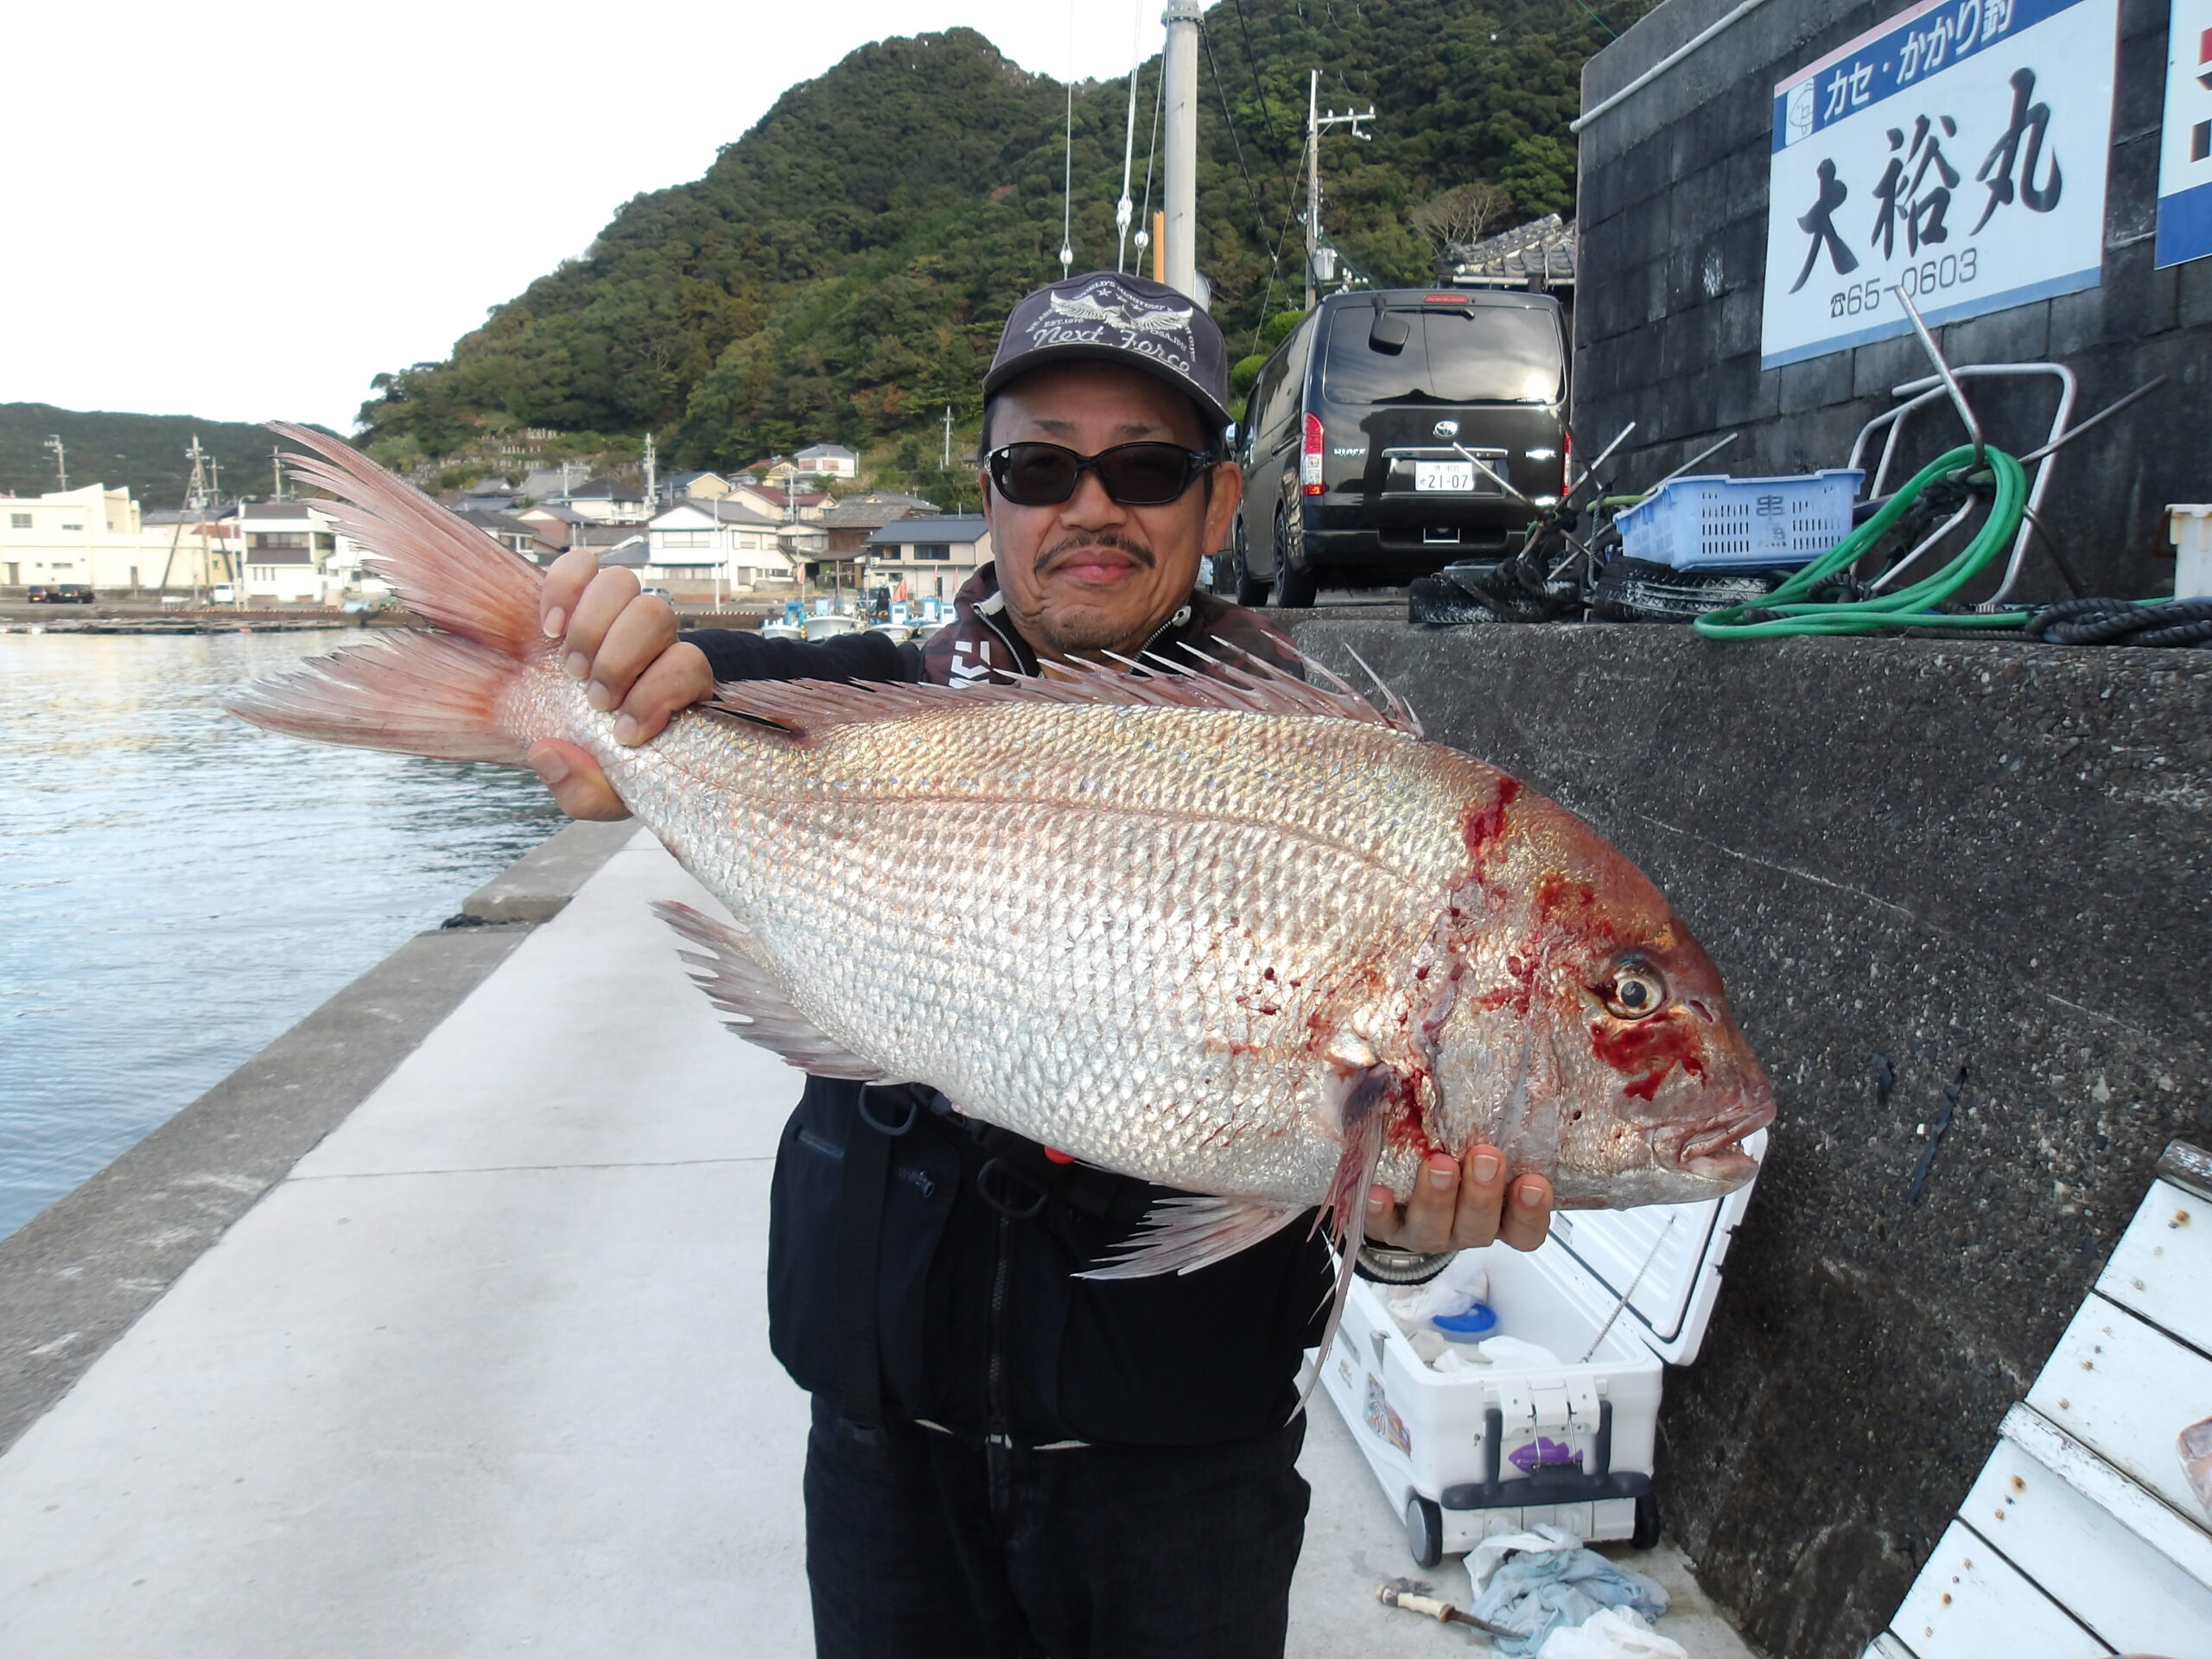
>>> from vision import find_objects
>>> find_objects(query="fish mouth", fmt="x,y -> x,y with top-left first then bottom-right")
1668,1100 -> 1774,1186
1680,1146 -> 1760,1187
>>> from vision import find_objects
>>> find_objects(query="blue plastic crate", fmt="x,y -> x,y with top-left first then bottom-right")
1614,468 -> 1863,572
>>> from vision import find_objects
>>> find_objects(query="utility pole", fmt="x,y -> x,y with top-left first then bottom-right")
643,433 -> 658,506
270,446 -> 286,503
1161,0 -> 1202,303
43,435 -> 67,492
1305,70 -> 1376,309
943,405 -> 953,471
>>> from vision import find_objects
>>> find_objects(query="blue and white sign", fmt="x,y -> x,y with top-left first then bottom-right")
1761,0 -> 2119,369
2155,1 -> 2212,267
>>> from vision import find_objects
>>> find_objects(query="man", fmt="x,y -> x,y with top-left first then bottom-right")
527,272 -> 1554,1658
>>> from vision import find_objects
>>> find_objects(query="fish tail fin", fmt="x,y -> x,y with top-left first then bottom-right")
225,630 -> 531,766
223,424 -> 550,766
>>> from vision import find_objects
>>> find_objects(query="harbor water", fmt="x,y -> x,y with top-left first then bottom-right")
0,628 -> 562,1241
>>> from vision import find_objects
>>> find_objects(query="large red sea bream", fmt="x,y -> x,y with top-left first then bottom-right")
230,427 -> 1775,1322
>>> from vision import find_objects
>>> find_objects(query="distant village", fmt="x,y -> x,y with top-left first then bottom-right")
0,440 -> 989,607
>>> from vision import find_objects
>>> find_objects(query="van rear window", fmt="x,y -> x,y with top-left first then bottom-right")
1322,305 -> 1563,405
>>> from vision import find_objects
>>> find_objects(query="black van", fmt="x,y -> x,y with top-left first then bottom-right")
1225,287 -> 1569,607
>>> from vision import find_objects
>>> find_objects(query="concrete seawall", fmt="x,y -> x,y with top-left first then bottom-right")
1292,620 -> 2211,1659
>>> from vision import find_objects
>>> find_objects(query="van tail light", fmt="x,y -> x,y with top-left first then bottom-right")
1301,413 -> 1325,495
1561,429 -> 1573,494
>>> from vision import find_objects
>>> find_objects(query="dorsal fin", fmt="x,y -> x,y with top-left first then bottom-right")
704,639 -> 1423,743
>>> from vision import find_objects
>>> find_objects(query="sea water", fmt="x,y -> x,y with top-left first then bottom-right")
0,629 -> 562,1240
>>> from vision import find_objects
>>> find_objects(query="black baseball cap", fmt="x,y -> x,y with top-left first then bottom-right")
983,271 -> 1232,436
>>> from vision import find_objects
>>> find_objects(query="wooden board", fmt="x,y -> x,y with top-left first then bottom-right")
1999,1405 -> 2212,1594
2095,1178 -> 2212,1359
1962,1433 -> 2212,1656
2026,1295 -> 2212,1525
1889,1521 -> 2110,1659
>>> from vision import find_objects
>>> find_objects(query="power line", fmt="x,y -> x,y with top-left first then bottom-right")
1203,24 -> 1270,245
1564,0 -> 1621,40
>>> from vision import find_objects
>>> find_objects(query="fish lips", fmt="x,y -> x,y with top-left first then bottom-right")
1666,1090 -> 1777,1187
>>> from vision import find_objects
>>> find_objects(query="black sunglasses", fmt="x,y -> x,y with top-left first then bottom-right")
986,441 -> 1217,507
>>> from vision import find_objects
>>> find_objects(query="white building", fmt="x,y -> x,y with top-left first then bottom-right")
794,442 -> 858,480
1,484 -> 226,594
644,499 -> 794,598
861,514 -> 990,601
229,501 -> 361,603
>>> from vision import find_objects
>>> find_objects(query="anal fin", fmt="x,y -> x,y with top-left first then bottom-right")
653,900 -> 890,1081
1074,1196 -> 1306,1281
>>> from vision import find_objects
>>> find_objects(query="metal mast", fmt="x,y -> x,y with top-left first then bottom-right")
43,435 -> 67,492
1161,0 -> 1201,303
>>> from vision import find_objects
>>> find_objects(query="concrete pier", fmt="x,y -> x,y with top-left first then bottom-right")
0,823 -> 1752,1656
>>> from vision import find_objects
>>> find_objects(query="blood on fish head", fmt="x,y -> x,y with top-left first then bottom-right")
1426,777 -> 1775,1208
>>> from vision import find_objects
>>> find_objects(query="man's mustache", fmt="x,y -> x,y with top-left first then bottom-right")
1036,531 -> 1155,575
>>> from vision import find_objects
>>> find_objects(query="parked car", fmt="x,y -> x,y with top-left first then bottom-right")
26,584 -> 94,604
1226,287 -> 1570,607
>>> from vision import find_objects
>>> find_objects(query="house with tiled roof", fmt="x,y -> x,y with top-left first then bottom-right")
861,513 -> 990,602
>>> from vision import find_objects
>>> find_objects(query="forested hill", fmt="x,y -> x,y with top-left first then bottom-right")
359,0 -> 1644,479
0,405 -> 305,508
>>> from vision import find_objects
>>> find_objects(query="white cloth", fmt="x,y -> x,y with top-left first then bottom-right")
1536,1607 -> 1688,1659
1476,1335 -> 1564,1368
1468,1522 -> 1582,1591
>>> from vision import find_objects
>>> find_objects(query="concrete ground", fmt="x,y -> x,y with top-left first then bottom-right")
0,833 -> 1755,1656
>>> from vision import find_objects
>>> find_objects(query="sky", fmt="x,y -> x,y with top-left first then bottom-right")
2,0 -> 1169,434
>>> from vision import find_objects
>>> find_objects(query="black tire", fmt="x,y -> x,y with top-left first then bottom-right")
1403,1493 -> 1444,1568
1271,508 -> 1319,608
1630,1492 -> 1662,1551
1232,522 -> 1269,607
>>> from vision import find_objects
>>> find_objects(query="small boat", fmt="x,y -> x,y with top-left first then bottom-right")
802,612 -> 861,641
758,617 -> 804,641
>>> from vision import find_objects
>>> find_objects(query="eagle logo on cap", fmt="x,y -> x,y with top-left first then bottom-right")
1033,279 -> 1197,372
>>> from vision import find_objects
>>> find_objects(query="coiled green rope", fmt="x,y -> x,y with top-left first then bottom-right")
1694,445 -> 2030,639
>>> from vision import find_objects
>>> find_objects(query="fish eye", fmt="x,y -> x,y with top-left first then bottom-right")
1603,965 -> 1667,1020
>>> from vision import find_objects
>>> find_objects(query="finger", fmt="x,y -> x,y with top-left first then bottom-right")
540,549 -> 600,639
1363,1184 -> 1406,1243
613,642 -> 714,746
587,595 -> 680,714
525,739 -> 632,822
1449,1145 -> 1510,1250
561,567 -> 641,685
1496,1173 -> 1554,1253
1382,1155 -> 1462,1255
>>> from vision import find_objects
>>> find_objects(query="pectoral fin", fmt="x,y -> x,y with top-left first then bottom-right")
654,900 -> 890,1081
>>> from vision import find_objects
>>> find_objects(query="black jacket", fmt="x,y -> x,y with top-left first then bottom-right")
683,572 -> 1334,1446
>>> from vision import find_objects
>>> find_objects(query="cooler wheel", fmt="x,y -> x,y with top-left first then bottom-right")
1403,1494 -> 1444,1568
1631,1493 -> 1661,1551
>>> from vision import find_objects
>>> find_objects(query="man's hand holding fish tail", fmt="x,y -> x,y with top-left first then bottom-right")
231,270 -> 1771,1659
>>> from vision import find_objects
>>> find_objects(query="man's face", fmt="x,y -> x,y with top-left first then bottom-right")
980,359 -> 1243,662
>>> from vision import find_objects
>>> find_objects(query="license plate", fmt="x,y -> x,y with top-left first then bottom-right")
1414,461 -> 1477,493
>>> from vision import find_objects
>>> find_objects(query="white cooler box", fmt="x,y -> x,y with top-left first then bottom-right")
1314,1132 -> 1764,1566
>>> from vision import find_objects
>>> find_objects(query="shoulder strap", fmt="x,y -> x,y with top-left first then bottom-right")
834,1085 -> 919,1445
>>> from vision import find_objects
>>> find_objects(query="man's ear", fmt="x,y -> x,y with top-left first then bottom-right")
1201,461 -> 1243,553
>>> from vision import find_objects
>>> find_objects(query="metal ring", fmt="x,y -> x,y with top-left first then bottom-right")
976,1158 -> 1048,1220
856,1090 -> 918,1138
